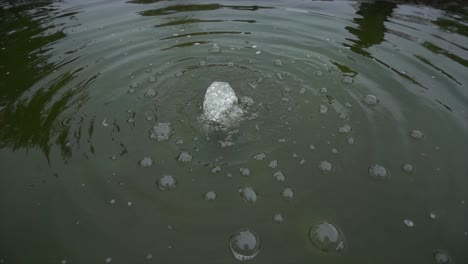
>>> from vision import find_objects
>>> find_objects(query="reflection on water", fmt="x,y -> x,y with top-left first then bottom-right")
0,0 -> 467,263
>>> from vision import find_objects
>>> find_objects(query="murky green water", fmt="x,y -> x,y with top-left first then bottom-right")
1,0 -> 467,263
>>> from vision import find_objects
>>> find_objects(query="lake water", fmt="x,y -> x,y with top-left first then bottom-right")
0,0 -> 467,263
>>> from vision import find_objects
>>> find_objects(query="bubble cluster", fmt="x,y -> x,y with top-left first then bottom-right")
178,152 -> 192,162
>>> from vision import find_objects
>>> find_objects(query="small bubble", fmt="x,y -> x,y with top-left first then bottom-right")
61,260 -> 67,264
433,250 -> 451,264
320,87 -> 328,93
274,60 -> 283,66
410,130 -> 424,140
139,157 -> 153,168
157,175 -> 177,190
275,73 -> 283,79
149,123 -> 172,141
316,71 -> 323,76
369,164 -> 389,180
273,171 -> 286,182
145,253 -> 153,260
209,45 -> 221,53
255,51 -> 261,55
145,89 -> 156,98
105,257 -> 112,263
110,199 -> 115,204
174,72 -> 183,77
278,138 -> 286,143
430,212 -> 437,219
281,188 -> 294,200
211,166 -> 221,174
273,213 -> 285,224
309,221 -> 345,252
239,187 -> 258,204
128,88 -> 136,94
347,137 -> 356,144
331,148 -> 338,154
342,76 -> 353,84
149,76 -> 156,82
240,168 -> 250,176
299,88 -> 306,94
253,153 -> 267,160
178,152 -> 192,162
130,83 -> 138,88
199,61 -> 206,66
319,105 -> 328,114
309,144 -> 316,150
401,164 -> 414,174
229,229 -> 260,261
268,160 -> 278,169
363,94 -> 379,105
318,161 -> 333,173
127,201 -> 132,206
204,191 -> 216,201
403,219 -> 414,227
338,124 -> 351,134
227,62 -> 234,67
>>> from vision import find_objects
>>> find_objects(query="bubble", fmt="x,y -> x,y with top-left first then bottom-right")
239,187 -> 258,204
178,152 -> 192,162
240,168 -> 250,176
274,59 -> 283,66
281,188 -> 294,200
309,144 -> 316,150
347,137 -> 356,144
369,164 -> 389,180
430,212 -> 437,219
320,87 -> 328,93
211,166 -> 221,174
145,253 -> 153,260
130,82 -> 138,88
331,148 -> 338,154
157,175 -> 176,190
433,250 -> 451,264
273,213 -> 285,224
105,257 -> 112,263
316,71 -> 323,76
199,61 -> 206,66
128,88 -> 136,94
342,76 -> 353,84
227,62 -> 234,67
149,76 -> 156,82
253,153 -> 267,160
209,44 -> 221,53
203,81 -> 242,125
139,157 -> 153,168
410,130 -> 424,140
273,171 -> 286,182
299,88 -> 306,94
401,164 -> 414,174
268,160 -> 278,169
319,105 -> 328,114
318,161 -> 333,173
403,219 -> 414,227
229,229 -> 260,261
174,72 -> 183,77
149,123 -> 172,141
363,94 -> 379,105
145,89 -> 156,98
275,73 -> 283,79
204,191 -> 216,201
338,124 -> 351,134
309,222 -> 345,253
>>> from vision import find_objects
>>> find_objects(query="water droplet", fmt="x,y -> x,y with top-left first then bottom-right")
273,213 -> 285,224
338,124 -> 351,134
401,164 -> 414,174
268,160 -> 278,169
209,44 -> 221,53
240,168 -> 250,176
433,250 -> 451,264
281,188 -> 294,200
319,105 -> 328,114
273,171 -> 286,182
139,157 -> 153,168
342,76 -> 353,84
109,199 -> 115,204
403,219 -> 414,227
211,166 -> 221,174
369,164 -> 389,180
229,229 -> 260,261
145,89 -> 156,98
410,130 -> 424,140
320,87 -> 328,93
178,152 -> 192,162
274,59 -> 283,66
239,187 -> 258,204
309,221 -> 345,252
363,94 -> 379,105
255,51 -> 261,55
149,123 -> 172,141
253,153 -> 267,160
204,191 -> 216,201
157,175 -> 176,190
430,212 -> 437,219
347,137 -> 356,144
318,161 -> 333,173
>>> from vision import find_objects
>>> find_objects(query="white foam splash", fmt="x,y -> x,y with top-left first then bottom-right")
202,81 -> 243,125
